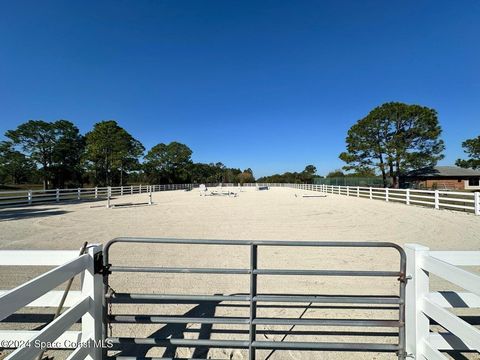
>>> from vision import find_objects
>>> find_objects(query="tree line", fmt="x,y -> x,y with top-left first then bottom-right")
0,120 -> 255,189
339,102 -> 479,187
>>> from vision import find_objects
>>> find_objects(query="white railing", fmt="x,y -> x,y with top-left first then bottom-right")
274,183 -> 479,216
405,244 -> 480,358
1,183 -> 479,216
0,245 -> 103,360
0,184 -> 193,207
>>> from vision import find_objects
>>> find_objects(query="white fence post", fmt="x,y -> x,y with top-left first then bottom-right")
405,244 -> 430,359
56,188 -> 60,202
357,186 -> 359,197
77,188 -> 81,200
369,187 -> 372,200
121,186 -> 124,196
95,187 -> 98,199
106,187 -> 111,208
475,192 -> 480,216
406,189 -> 410,205
347,186 -> 350,197
131,185 -> 133,195
139,184 -> 142,194
28,190 -> 32,205
434,190 -> 440,210
81,244 -> 103,360
385,188 -> 389,202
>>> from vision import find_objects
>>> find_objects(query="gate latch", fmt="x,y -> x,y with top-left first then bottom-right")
93,252 -> 110,274
398,272 -> 412,283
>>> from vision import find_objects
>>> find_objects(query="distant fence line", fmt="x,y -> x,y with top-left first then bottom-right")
279,183 -> 480,216
0,182 -> 479,215
314,176 -> 390,187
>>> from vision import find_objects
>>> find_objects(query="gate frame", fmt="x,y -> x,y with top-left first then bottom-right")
102,238 -> 407,359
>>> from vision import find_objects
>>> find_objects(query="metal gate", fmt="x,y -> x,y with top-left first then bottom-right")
102,238 -> 407,359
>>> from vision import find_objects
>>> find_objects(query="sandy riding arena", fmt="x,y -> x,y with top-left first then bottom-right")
1,186 -> 479,359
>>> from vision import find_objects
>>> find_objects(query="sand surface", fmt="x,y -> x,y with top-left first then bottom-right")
1,186 -> 479,359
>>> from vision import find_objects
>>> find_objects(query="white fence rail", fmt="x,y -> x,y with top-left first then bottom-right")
405,244 -> 480,358
0,245 -> 103,360
1,183 -> 479,215
0,184 -> 193,207
252,183 -> 479,216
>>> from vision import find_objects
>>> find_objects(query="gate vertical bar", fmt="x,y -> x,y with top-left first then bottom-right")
249,244 -> 258,360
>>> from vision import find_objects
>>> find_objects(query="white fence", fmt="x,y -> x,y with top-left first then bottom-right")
0,245 -> 103,360
405,244 -> 480,358
0,184 -> 193,207
252,183 -> 479,216
1,183 -> 479,215
0,244 -> 479,358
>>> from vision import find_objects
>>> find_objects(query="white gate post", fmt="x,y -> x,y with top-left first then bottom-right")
406,189 -> 410,205
28,190 -> 32,205
56,188 -> 60,202
434,190 -> 440,210
81,244 -> 103,360
405,244 -> 430,359
475,192 -> 480,216
385,188 -> 389,202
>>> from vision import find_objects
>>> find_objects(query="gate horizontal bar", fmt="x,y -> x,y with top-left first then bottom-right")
107,292 -> 401,305
109,266 -> 400,277
109,314 -> 400,327
254,269 -> 400,277
107,337 -> 400,352
107,237 -> 406,250
254,295 -> 402,304
253,318 -> 401,327
108,337 -> 249,348
108,293 -> 250,303
107,357 -> 229,360
109,315 -> 250,324
252,340 -> 401,352
110,266 -> 250,274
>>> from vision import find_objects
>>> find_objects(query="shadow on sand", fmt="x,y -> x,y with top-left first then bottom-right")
0,207 -> 71,221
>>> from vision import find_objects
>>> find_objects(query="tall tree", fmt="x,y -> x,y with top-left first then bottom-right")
5,120 -> 85,189
237,168 -> 255,184
339,102 -> 444,187
0,141 -> 36,185
84,121 -> 144,186
456,135 -> 480,170
50,120 -> 85,188
144,142 -> 193,184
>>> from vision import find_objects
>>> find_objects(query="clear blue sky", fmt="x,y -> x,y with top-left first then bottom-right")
0,1 -> 479,177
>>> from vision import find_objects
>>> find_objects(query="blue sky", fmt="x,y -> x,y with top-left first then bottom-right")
0,1 -> 479,177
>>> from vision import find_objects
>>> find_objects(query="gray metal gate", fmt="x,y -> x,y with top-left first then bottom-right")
102,238 -> 407,359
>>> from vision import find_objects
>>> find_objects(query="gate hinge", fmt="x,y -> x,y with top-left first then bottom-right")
93,252 -> 109,274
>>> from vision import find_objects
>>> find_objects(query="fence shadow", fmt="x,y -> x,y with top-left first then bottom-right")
0,207 -> 71,221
